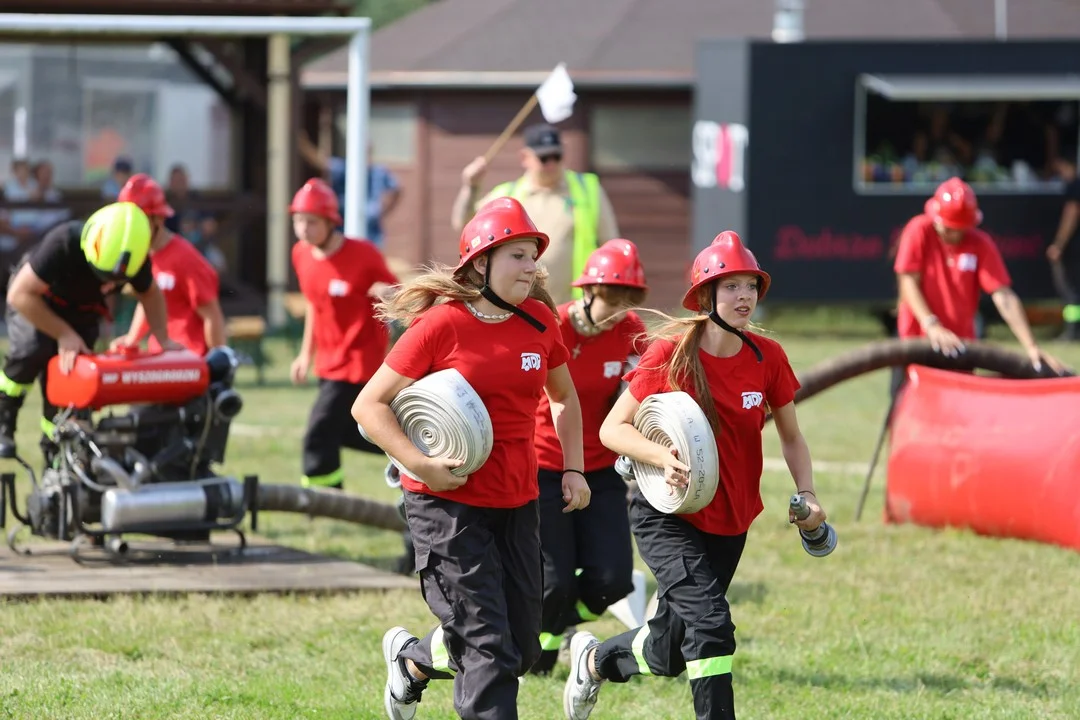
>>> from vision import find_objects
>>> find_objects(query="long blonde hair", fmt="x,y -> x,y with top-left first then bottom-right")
638,314 -> 720,438
377,252 -> 558,327
635,284 -> 768,439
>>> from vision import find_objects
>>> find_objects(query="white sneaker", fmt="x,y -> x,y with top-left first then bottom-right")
563,631 -> 604,720
383,626 -> 426,720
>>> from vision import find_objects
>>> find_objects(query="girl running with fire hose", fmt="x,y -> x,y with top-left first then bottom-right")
529,238 -> 650,676
562,231 -> 829,720
352,196 -> 590,720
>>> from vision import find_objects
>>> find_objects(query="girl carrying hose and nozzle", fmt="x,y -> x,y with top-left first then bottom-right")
352,196 -> 590,720
562,231 -> 829,720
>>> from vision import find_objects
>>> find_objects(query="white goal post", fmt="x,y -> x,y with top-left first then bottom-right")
0,13 -> 373,328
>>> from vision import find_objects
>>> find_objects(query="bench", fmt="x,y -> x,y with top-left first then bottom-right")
226,315 -> 268,385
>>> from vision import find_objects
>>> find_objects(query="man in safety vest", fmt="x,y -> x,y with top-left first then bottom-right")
451,123 -> 620,305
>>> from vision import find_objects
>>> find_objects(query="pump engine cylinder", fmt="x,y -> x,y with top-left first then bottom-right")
100,477 -> 244,532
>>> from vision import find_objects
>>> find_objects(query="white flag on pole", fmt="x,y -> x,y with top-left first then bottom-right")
535,63 -> 576,124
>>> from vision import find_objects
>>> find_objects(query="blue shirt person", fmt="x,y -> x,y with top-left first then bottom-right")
327,153 -> 401,248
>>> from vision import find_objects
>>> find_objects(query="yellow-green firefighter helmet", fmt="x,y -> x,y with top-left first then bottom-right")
80,201 -> 152,279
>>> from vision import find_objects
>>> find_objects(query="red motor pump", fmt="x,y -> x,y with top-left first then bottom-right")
46,347 -> 210,411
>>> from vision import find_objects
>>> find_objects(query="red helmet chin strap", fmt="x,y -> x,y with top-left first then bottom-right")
477,255 -> 547,333
706,283 -> 762,363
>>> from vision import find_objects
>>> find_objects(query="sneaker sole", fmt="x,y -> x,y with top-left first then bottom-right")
563,633 -> 596,720
383,626 -> 412,720
562,669 -> 575,720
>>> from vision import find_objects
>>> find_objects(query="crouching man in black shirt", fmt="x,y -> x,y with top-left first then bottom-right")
0,201 -> 180,462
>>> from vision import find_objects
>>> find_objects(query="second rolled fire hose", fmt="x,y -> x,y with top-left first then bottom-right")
624,391 -> 719,514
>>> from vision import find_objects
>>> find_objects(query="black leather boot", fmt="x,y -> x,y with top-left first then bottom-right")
0,394 -> 22,460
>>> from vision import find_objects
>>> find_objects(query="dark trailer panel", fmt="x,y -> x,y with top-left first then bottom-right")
693,39 -> 1080,304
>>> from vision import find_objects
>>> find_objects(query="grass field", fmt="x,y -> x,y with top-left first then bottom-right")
2,326 -> 1080,720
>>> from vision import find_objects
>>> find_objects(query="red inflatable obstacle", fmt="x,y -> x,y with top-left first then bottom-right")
47,347 -> 210,411
885,365 -> 1080,553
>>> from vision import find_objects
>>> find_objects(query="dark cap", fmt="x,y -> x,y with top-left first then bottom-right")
524,123 -> 562,157
113,156 -> 133,173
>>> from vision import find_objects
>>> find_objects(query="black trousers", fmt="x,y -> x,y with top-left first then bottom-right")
0,300 -> 100,454
531,466 -> 634,674
594,492 -> 747,720
399,490 -> 543,720
301,378 -> 382,488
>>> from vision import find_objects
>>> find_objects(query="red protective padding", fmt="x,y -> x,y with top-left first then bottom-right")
47,347 -> 210,410
885,365 -> 1080,552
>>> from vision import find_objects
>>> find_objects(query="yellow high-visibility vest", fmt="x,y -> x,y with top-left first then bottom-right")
490,171 -> 601,299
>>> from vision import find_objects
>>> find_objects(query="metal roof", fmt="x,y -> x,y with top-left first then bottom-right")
301,0 -> 1080,90
0,0 -> 349,15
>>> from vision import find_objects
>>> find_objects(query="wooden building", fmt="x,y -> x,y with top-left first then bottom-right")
301,0 -> 1080,311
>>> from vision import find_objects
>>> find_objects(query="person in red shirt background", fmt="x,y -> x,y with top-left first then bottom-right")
529,238 -> 649,676
114,174 -> 226,356
563,231 -> 828,720
288,178 -> 398,491
352,197 -> 589,720
891,177 -> 1064,396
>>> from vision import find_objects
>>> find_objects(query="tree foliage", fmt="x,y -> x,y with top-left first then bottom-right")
346,0 -> 434,30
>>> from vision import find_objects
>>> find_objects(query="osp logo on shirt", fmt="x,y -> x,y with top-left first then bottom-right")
603,361 -> 623,378
328,279 -> 351,297
521,353 -> 541,371
957,253 -> 978,272
156,272 -> 176,291
741,391 -> 763,410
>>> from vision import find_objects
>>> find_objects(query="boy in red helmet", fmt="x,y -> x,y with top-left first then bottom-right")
113,173 -> 226,356
892,177 -> 1063,393
289,177 -> 399,491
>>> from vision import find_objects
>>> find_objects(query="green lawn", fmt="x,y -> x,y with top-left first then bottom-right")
1,328 -> 1079,720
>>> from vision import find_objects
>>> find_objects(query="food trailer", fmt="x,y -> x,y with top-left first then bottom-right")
692,38 -> 1080,304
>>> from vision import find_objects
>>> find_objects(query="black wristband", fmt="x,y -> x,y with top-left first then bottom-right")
563,469 -> 586,478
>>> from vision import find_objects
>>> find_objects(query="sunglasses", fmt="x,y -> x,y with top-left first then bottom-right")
539,153 -> 563,164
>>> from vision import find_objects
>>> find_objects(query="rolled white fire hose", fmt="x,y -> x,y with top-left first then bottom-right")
624,391 -> 719,515
359,368 -> 494,480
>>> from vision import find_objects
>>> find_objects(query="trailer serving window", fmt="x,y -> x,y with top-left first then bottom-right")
854,73 -> 1080,195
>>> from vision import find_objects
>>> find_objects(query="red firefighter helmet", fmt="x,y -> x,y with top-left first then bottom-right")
456,197 -> 550,271
117,173 -> 174,218
924,177 -> 982,230
683,231 -> 771,311
572,239 -> 648,289
290,178 -> 342,226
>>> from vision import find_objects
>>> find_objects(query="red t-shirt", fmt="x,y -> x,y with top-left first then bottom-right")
133,234 -> 219,356
534,303 -> 648,472
893,214 -> 1012,340
625,333 -> 800,536
385,299 -> 571,508
292,237 -> 398,384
